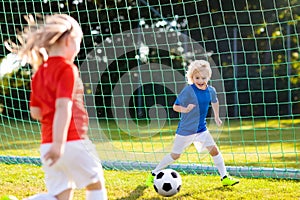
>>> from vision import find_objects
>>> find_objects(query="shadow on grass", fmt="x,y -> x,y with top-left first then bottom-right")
204,186 -> 236,193
116,185 -> 148,200
115,185 -> 194,200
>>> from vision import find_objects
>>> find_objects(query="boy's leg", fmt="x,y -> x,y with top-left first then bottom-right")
211,150 -> 227,178
195,131 -> 227,177
221,174 -> 240,186
145,154 -> 175,186
145,134 -> 193,186
197,131 -> 239,186
152,153 -> 176,174
154,134 -> 193,174
210,147 -> 239,186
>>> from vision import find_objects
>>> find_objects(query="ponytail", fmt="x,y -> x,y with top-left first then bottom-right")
5,14 -> 82,71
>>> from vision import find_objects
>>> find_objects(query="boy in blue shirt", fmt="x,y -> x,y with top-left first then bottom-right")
146,60 -> 239,187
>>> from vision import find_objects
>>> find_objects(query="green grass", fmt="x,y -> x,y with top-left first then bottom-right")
0,163 -> 299,200
0,118 -> 300,199
1,118 -> 299,168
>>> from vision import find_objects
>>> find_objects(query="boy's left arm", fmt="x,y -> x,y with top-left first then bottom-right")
211,101 -> 222,126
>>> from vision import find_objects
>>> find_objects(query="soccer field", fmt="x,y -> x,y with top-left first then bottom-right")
1,0 -> 300,199
1,118 -> 299,170
1,163 -> 300,200
0,119 -> 300,199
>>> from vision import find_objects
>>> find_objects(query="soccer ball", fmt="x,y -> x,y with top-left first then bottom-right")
153,169 -> 182,197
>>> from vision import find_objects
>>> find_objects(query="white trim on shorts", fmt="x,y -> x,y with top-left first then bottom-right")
40,139 -> 105,196
171,130 -> 216,154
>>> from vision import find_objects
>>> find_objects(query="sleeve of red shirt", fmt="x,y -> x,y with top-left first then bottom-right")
56,65 -> 78,99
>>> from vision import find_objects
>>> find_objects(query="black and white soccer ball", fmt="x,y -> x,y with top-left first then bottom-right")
153,169 -> 182,197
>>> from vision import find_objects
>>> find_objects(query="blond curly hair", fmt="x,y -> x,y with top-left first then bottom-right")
185,60 -> 212,84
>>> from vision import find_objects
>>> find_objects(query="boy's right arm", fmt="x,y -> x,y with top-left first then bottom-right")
173,104 -> 195,113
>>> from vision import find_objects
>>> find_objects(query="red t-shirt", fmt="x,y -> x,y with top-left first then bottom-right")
30,56 -> 89,144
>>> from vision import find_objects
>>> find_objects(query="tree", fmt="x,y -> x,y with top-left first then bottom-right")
0,0 -> 299,120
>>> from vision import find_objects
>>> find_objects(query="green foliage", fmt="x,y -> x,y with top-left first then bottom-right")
0,65 -> 31,118
0,68 -> 31,96
0,0 -> 300,117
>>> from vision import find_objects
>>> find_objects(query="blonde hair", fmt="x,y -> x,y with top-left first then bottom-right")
186,60 -> 212,84
5,14 -> 83,71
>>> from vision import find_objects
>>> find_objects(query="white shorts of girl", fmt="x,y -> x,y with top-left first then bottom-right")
171,130 -> 216,154
40,139 -> 105,196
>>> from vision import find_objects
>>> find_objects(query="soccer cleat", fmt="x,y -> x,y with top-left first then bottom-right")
221,175 -> 239,186
145,172 -> 155,187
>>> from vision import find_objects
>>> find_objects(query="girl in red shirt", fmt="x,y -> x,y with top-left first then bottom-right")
6,14 -> 107,200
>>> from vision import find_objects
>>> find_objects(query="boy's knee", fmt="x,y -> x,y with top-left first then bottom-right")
171,153 -> 181,160
208,146 -> 219,156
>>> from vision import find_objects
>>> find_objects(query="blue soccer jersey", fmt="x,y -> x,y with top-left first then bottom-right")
174,84 -> 218,136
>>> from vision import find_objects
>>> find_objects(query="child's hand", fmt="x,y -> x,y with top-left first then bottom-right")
185,104 -> 196,113
43,142 -> 65,167
215,117 -> 222,126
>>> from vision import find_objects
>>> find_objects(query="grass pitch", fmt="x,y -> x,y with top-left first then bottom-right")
0,163 -> 299,200
0,118 -> 299,199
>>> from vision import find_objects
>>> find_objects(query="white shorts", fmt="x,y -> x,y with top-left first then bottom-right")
171,130 -> 216,154
40,139 -> 105,196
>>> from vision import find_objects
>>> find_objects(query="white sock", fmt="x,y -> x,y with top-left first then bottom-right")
152,154 -> 175,174
25,193 -> 57,200
213,153 -> 227,178
86,189 -> 107,200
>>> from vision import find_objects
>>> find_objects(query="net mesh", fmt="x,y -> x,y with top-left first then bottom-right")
0,0 -> 299,179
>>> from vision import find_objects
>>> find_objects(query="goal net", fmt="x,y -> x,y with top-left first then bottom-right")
0,0 -> 299,179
